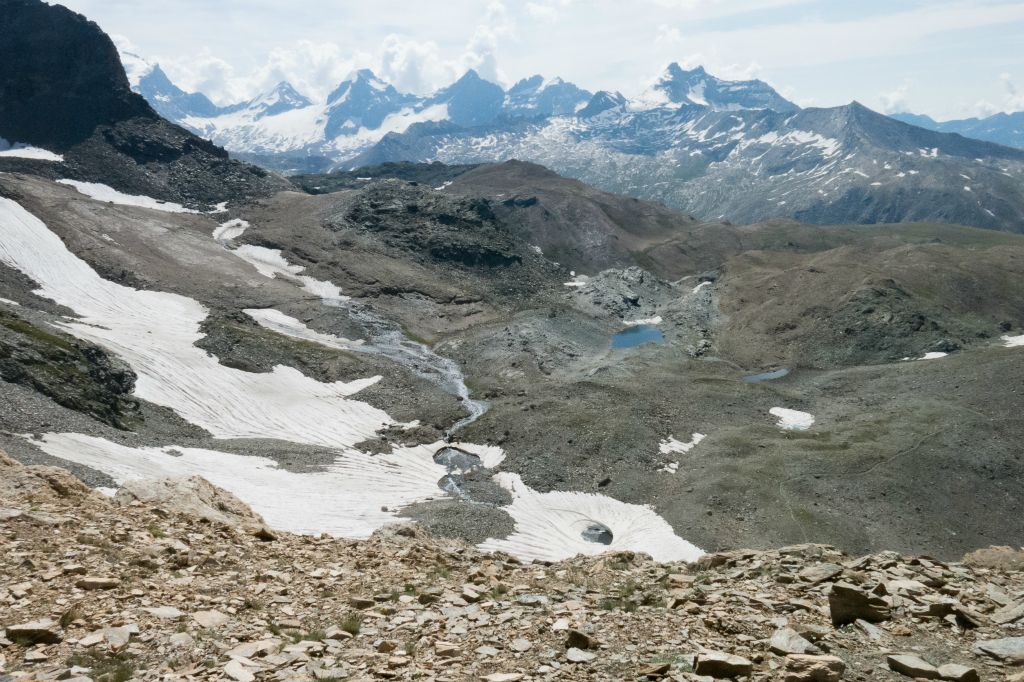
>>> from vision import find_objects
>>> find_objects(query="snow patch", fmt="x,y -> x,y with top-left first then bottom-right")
0,297 -> 20,307
919,352 -> 948,360
1002,334 -> 1024,348
244,308 -> 363,349
624,316 -> 663,326
659,433 -> 706,456
212,219 -> 250,242
769,407 -> 815,431
57,180 -> 198,214
232,245 -> 347,303
479,473 -> 704,563
0,139 -> 64,162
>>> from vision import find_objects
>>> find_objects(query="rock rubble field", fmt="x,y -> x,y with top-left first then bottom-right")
2,452 -> 1023,682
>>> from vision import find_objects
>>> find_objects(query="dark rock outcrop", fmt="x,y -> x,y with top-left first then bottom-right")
0,311 -> 140,429
0,0 -> 155,150
0,0 -> 291,207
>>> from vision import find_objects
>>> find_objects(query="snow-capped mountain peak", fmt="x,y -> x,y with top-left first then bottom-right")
506,74 -> 592,117
239,81 -> 312,119
327,69 -> 395,105
632,62 -> 798,113
135,64 -> 222,120
119,50 -> 155,89
323,69 -> 416,139
427,70 -> 506,127
578,90 -> 628,118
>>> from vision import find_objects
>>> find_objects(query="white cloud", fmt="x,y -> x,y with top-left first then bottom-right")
878,81 -> 911,114
249,41 -> 370,102
457,0 -> 513,85
161,49 -> 242,104
378,36 -> 449,94
969,74 -> 1024,117
655,24 -> 682,44
647,0 -> 812,15
1002,73 -> 1024,111
64,0 -> 1024,119
141,1 -> 517,103
526,2 -> 559,22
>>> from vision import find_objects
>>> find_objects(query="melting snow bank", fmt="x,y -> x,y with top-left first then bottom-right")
770,407 -> 815,431
0,197 -> 388,449
0,139 -> 64,162
233,245 -> 348,302
244,308 -> 363,349
1003,334 -> 1024,348
57,180 -> 199,214
26,433 -> 486,538
659,433 -> 706,474
0,297 -> 20,307
30,433 -> 701,563
624,316 -> 663,326
213,219 -> 250,242
919,352 -> 948,360
659,433 -> 706,455
479,474 -> 704,563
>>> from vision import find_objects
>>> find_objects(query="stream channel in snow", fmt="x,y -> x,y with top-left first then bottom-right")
327,299 -> 489,438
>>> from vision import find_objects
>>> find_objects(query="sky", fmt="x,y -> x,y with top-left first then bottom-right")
55,0 -> 1024,120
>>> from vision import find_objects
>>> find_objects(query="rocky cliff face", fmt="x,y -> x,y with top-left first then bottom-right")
0,0 -> 291,207
0,0 -> 155,150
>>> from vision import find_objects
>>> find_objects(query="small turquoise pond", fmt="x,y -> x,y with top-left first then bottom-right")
612,325 -> 665,349
743,368 -> 790,382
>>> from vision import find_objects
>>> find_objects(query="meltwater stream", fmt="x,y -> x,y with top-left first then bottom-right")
328,299 -> 489,438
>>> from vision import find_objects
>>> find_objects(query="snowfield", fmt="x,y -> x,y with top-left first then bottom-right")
28,433 -> 473,538
57,180 -> 198,213
659,433 -> 706,455
1003,334 -> 1024,348
624,316 -> 663,326
232,245 -> 348,302
0,197 -> 387,450
212,218 -> 250,242
480,473 -> 704,563
0,140 -> 64,162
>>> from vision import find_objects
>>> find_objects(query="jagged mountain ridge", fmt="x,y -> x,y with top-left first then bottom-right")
125,51 -> 1024,232
354,99 -> 1024,232
631,63 -> 798,113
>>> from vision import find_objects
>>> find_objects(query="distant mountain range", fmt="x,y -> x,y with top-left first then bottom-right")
892,111 -> 1024,150
121,52 -> 1024,232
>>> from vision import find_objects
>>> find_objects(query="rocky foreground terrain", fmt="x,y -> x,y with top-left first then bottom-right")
3,453 -> 1024,682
